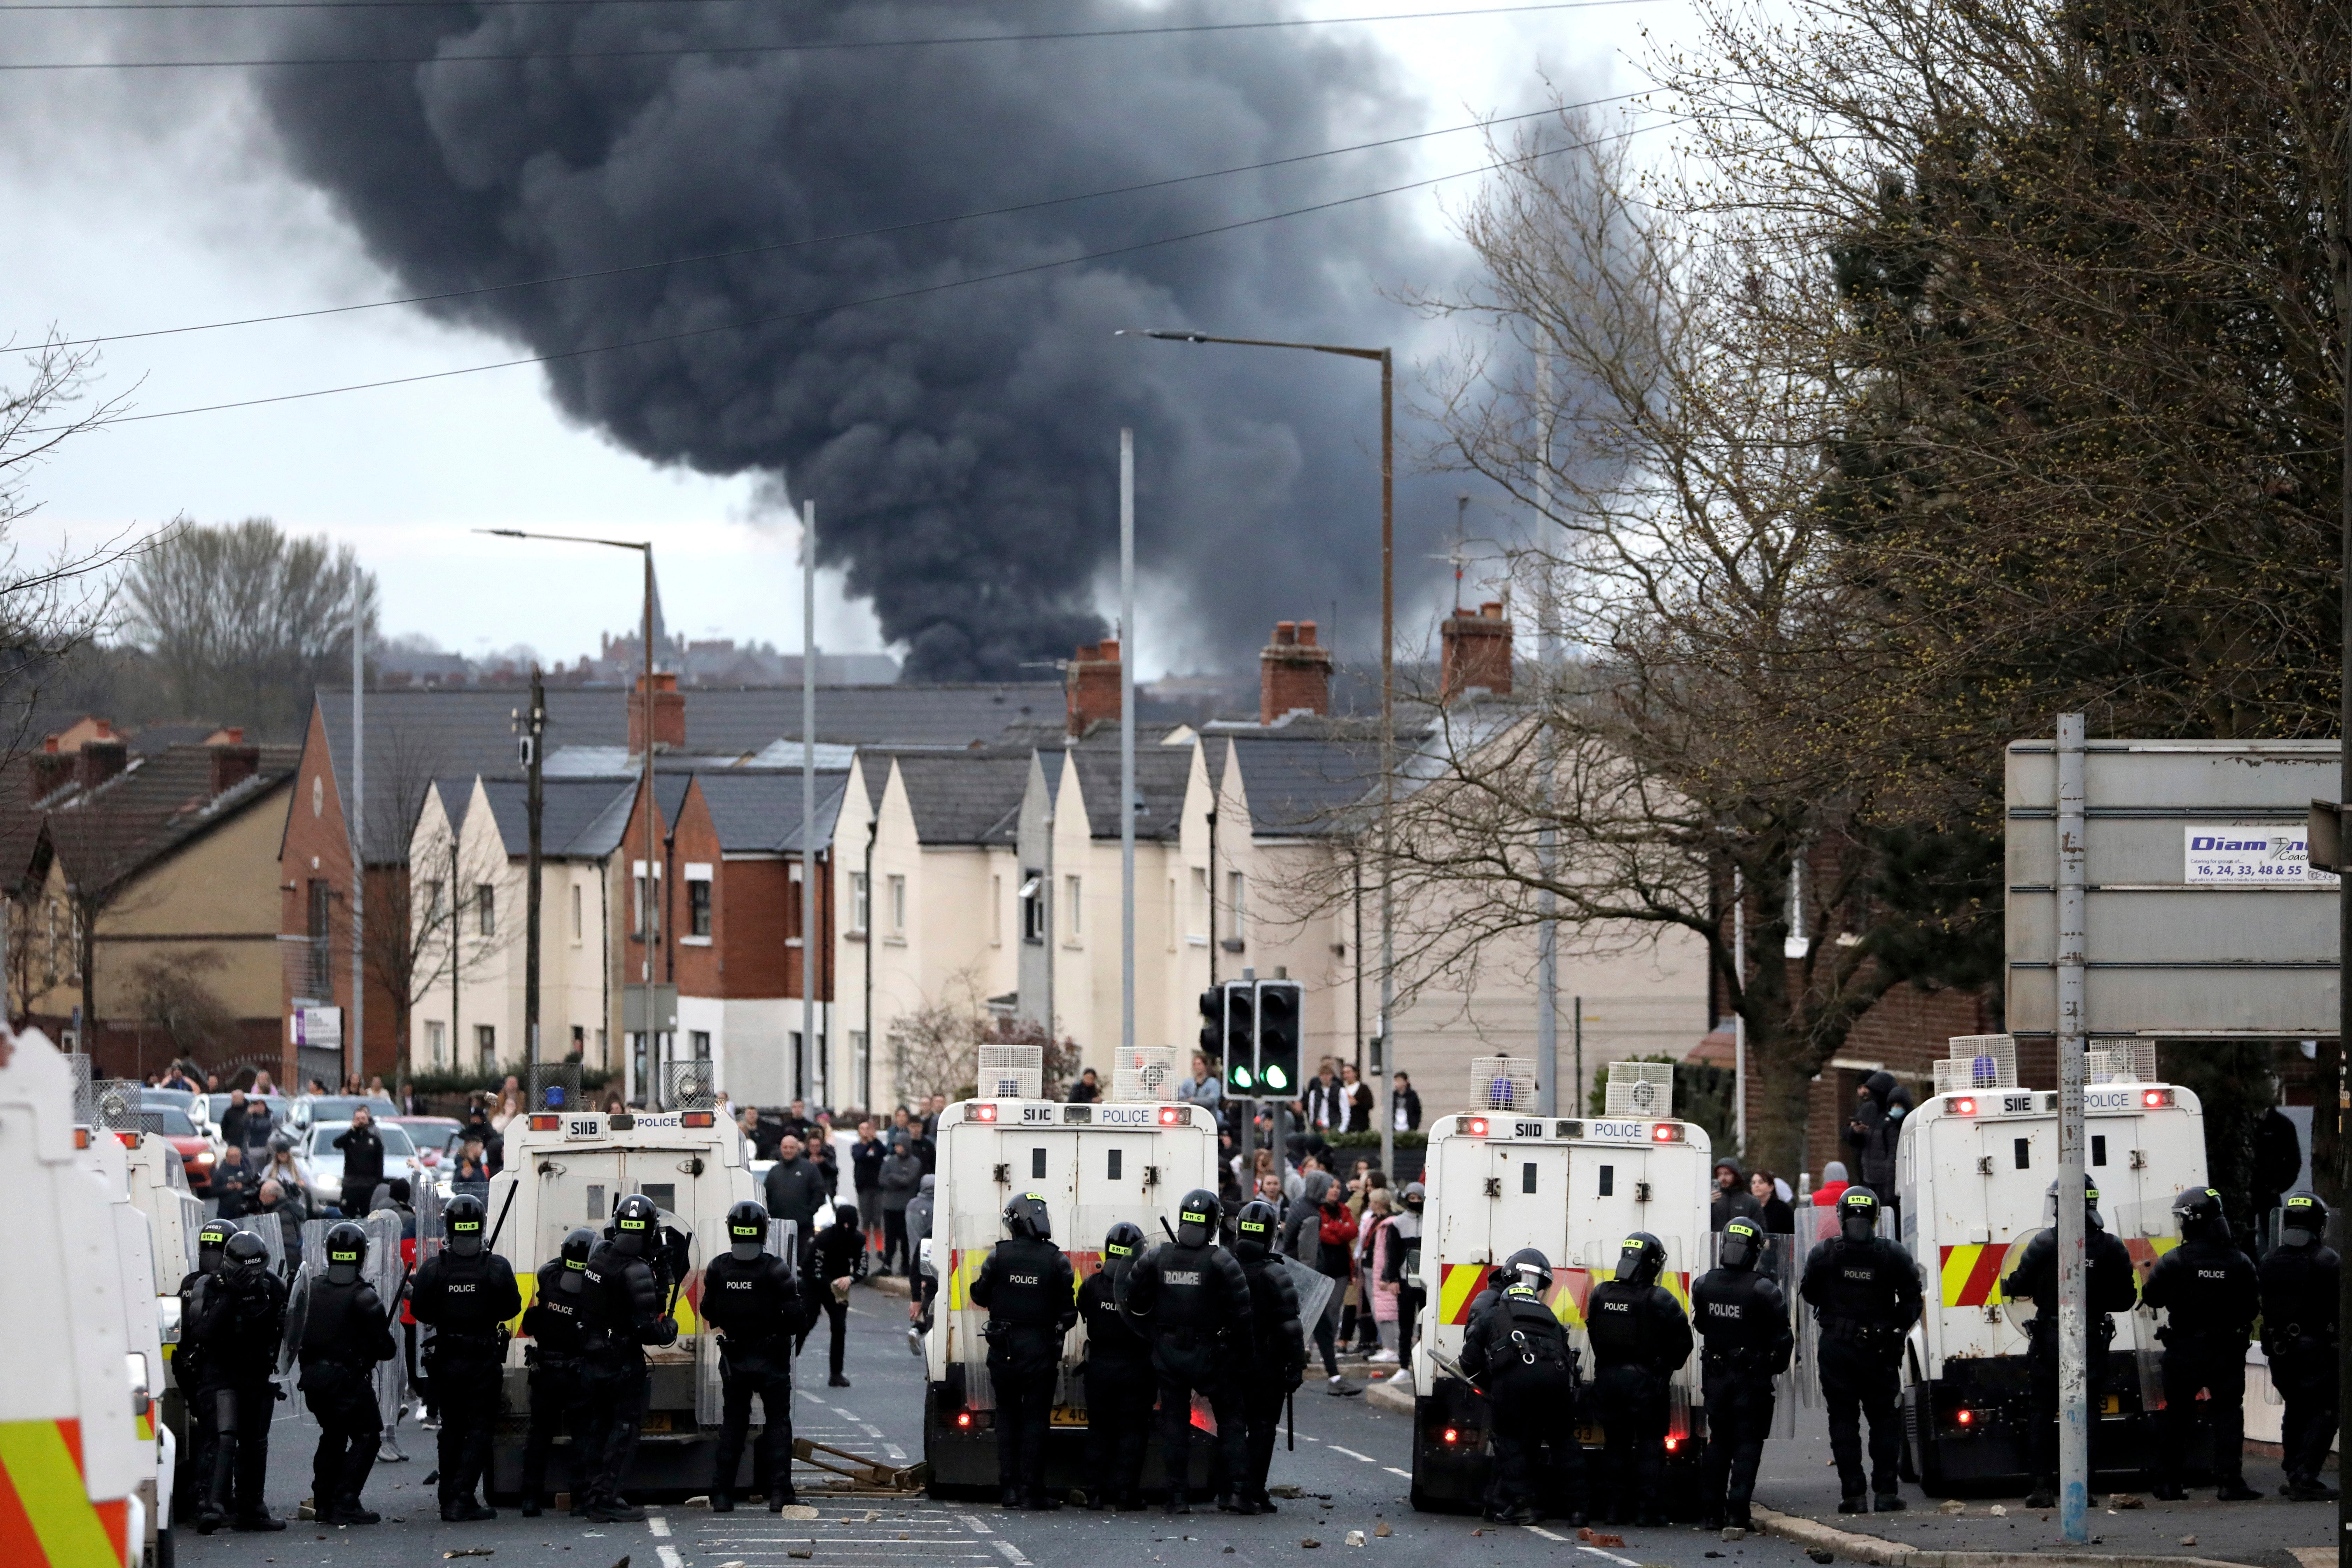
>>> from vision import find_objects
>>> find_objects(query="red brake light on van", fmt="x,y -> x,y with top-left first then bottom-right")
2141,1088 -> 2173,1108
956,1410 -> 973,1428
1464,1118 -> 1489,1137
1950,1096 -> 1977,1116
1157,1106 -> 1184,1126
973,1104 -> 998,1123
1442,1427 -> 1461,1444
529,1114 -> 560,1131
1664,1435 -> 1679,1451
1955,1408 -> 1973,1425
1651,1123 -> 1682,1143
682,1111 -> 715,1127
115,1130 -> 140,1148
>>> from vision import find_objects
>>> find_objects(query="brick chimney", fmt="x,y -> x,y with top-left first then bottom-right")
76,730 -> 128,790
1260,620 -> 1334,725
1065,639 -> 1121,737
29,735 -> 72,801
1440,601 -> 1513,702
209,737 -> 262,796
630,671 -> 686,755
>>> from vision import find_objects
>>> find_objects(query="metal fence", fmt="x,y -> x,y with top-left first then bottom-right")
660,1059 -> 716,1111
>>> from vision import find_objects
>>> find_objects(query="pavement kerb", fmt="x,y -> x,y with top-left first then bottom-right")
1749,1504 -> 2263,1568
1366,1377 -> 1414,1416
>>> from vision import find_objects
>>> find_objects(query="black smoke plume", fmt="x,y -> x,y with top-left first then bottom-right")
257,0 -> 1443,678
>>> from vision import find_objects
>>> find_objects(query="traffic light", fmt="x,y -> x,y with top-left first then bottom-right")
1198,989 -> 1225,1062
1255,980 -> 1303,1100
1221,982 -> 1258,1096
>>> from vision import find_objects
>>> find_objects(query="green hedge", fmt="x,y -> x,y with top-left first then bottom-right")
1322,1129 -> 1427,1150
399,1065 -> 614,1098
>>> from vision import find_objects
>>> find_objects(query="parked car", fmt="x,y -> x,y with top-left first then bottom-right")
204,1091 -> 288,1144
292,1120 -> 425,1213
391,1116 -> 463,1196
136,1104 -> 220,1195
284,1093 -> 400,1136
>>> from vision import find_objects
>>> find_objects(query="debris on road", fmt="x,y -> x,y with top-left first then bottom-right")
788,1436 -> 923,1491
1374,1522 -> 1393,1538
2112,1495 -> 2142,1510
1269,1485 -> 1306,1499
2181,1536 -> 2197,1548
1345,1530 -> 1366,1546
1807,1549 -> 1836,1564
1988,1506 -> 2007,1518
1577,1527 -> 1625,1548
443,1552 -> 495,1561
1302,1539 -> 1323,1549
777,1505 -> 821,1519
1936,1500 -> 1965,1514
1720,1528 -> 1746,1542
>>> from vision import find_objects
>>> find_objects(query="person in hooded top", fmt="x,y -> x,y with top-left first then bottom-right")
1842,1073 -> 1913,1226
808,1200 -> 867,1387
1812,1161 -> 1852,1209
1711,1161 -> 1762,1231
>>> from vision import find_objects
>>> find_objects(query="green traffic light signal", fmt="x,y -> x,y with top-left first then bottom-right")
1262,1063 -> 1289,1092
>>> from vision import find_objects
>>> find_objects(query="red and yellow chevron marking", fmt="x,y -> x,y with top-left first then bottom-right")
0,1418 -> 131,1568
945,1248 -> 1089,1310
511,1265 -> 707,1335
1939,1244 -> 2015,1308
1439,1262 -> 1689,1327
1439,1263 -> 1492,1325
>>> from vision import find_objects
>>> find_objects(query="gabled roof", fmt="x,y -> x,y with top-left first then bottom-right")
1062,743 -> 1193,841
882,752 -> 1032,847
1220,735 -> 1380,838
691,771 -> 849,855
473,778 -> 642,859
40,743 -> 302,894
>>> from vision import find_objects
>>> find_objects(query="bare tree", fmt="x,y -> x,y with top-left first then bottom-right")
889,968 -> 1081,1105
128,950 -> 238,1065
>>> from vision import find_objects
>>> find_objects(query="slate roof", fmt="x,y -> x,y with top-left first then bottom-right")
1063,743 -> 1194,841
1217,734 -> 1380,838
878,752 -> 1033,847
38,743 -> 302,894
691,771 -> 848,855
474,778 -> 640,859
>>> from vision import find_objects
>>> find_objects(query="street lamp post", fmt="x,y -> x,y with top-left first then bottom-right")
480,530 -> 656,1104
1116,329 -> 1394,1183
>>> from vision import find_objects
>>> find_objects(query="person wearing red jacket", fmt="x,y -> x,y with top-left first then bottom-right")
1812,1161 -> 1852,1210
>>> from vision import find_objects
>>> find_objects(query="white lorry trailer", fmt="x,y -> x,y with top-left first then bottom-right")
1405,1080 -> 1717,1516
479,1104 -> 756,1500
920,1097 -> 1217,1496
1893,1055 -> 2207,1494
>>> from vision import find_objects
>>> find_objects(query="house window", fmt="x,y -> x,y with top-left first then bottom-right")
852,1030 -> 871,1106
1192,867 -> 1211,941
990,875 -> 1003,946
1227,870 -> 1246,931
427,1020 -> 446,1069
307,878 -> 332,999
1167,877 -> 1178,952
688,877 -> 712,937
476,1023 -> 496,1071
888,874 -> 906,936
1020,870 -> 1045,943
476,883 -> 496,937
570,1024 -> 586,1059
691,1029 -> 712,1061
633,862 -> 660,938
570,882 -> 583,942
1064,875 -> 1083,940
850,872 -> 870,936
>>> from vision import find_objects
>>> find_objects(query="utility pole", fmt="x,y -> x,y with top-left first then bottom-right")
349,596 -> 365,1090
1535,351 -> 1559,1117
2055,712 -> 2090,1543
1120,429 -> 1137,1066
802,499 -> 819,1107
520,665 -> 546,1071
2336,142 -> 2352,1566
643,548 -> 656,1106
1734,868 -> 1746,1155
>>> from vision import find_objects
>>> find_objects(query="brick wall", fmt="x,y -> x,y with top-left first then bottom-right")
278,705 -> 405,1085
1259,620 -> 1334,723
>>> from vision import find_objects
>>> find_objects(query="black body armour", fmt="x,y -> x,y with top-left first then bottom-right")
1690,1269 -> 1793,1374
701,1251 -> 805,1345
1584,1279 -> 1692,1376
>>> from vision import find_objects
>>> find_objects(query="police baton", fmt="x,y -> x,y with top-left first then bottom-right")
484,1180 -> 521,1255
1428,1346 -> 1485,1398
1287,1390 -> 1294,1451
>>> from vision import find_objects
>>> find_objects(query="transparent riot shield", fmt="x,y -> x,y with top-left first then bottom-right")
278,1266 -> 312,1381
1280,1254 -> 1338,1361
413,1175 -> 445,1270
1785,1203 -> 1837,1410
1696,1227 -> 1805,1439
365,1212 -> 409,1440
2108,1199 -> 2172,1416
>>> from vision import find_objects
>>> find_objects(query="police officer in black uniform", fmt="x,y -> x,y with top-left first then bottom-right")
1460,1247 -> 1587,1527
410,1191 -> 523,1521
578,1193 -> 680,1523
186,1228 -> 290,1534
174,1219 -> 237,1521
703,1199 -> 813,1512
969,1192 -> 1078,1510
518,1227 -> 597,1516
2000,1179 -> 2138,1509
1693,1217 -> 1793,1531
1799,1186 -> 1920,1514
2142,1186 -> 2261,1502
1228,1200 -> 1308,1516
1123,1188 -> 1253,1514
296,1220 -> 398,1526
1076,1221 -> 1157,1511
2259,1191 -> 2339,1501
1585,1232 -> 1692,1527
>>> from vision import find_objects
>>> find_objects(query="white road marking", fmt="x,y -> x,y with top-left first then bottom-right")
649,1516 -> 672,1537
859,1423 -> 884,1438
1329,1446 -> 1375,1462
1579,1546 -> 1642,1567
993,1541 -> 1032,1566
884,1443 -> 908,1461
833,1406 -> 859,1420
656,1547 -> 684,1568
1296,1433 -> 1322,1443
1525,1525 -> 1568,1542
960,1514 -> 994,1534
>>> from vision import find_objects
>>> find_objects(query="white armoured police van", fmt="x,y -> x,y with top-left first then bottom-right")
1894,1037 -> 2206,1493
1406,1062 -> 1715,1516
922,1095 -> 1217,1496
481,1103 -> 755,1499
75,1112 -> 180,1566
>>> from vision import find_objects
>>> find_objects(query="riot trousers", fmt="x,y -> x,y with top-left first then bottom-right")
1237,1376 -> 1297,1505
1700,1364 -> 1776,1517
1818,1336 -> 1902,1500
2158,1340 -> 2248,1488
2271,1342 -> 2338,1487
712,1340 -> 798,1504
1153,1342 -> 1247,1504
989,1339 -> 1059,1499
1488,1366 -> 1585,1519
301,1364 -> 383,1519
579,1351 -> 652,1507
1590,1364 -> 1668,1523
198,1377 -> 278,1525
2025,1330 -> 2111,1491
1082,1360 -> 1155,1504
520,1357 -> 587,1505
428,1339 -> 503,1510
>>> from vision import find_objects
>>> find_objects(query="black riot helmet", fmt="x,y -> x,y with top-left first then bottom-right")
1838,1186 -> 1882,1245
1719,1216 -> 1764,1273
446,1192 -> 489,1258
324,1220 -> 369,1286
1104,1219 -> 1150,1265
197,1218 -> 236,1275
559,1227 -> 596,1293
1176,1188 -> 1220,1248
2043,1178 -> 2105,1231
1502,1247 -> 1553,1293
612,1193 -> 661,1256
1230,1203 -> 1278,1259
2281,1191 -> 2328,1250
726,1200 -> 771,1263
1615,1232 -> 1666,1289
223,1229 -> 270,1273
1003,1192 -> 1052,1242
2173,1185 -> 2228,1243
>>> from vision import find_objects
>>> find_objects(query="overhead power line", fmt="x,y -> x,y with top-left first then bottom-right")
52,116 -> 1668,430
66,96 -> 1640,348
0,0 -> 1663,69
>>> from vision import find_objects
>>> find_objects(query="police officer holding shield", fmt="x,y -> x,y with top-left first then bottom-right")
1227,1200 -> 1308,1516
296,1220 -> 398,1526
702,1199 -> 814,1512
1799,1187 -> 1921,1514
1460,1247 -> 1587,1527
1693,1217 -> 1793,1531
969,1192 -> 1078,1510
1584,1232 -> 1692,1527
2000,1179 -> 2137,1509
186,1229 -> 290,1534
577,1193 -> 680,1523
175,1219 -> 237,1521
2259,1191 -> 2339,1501
1122,1188 -> 1252,1514
2143,1186 -> 2261,1502
1076,1220 -> 1157,1511
518,1227 -> 597,1517
410,1191 -> 523,1521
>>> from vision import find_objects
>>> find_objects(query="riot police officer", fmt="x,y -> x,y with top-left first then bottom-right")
175,1219 -> 237,1520
1228,1200 -> 1308,1516
410,1191 -> 523,1521
296,1220 -> 398,1526
1123,1188 -> 1252,1514
969,1192 -> 1078,1510
1799,1186 -> 1921,1513
186,1228 -> 289,1534
1075,1220 -> 1157,1511
1693,1217 -> 1793,1531
1585,1232 -> 1692,1527
2000,1179 -> 2138,1509
2260,1191 -> 2339,1501
702,1200 -> 812,1512
578,1193 -> 680,1522
519,1227 -> 597,1517
1460,1247 -> 1586,1527
2142,1186 -> 2261,1502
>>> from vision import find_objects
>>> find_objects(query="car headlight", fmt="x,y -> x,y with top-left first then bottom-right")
194,1152 -> 215,1166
